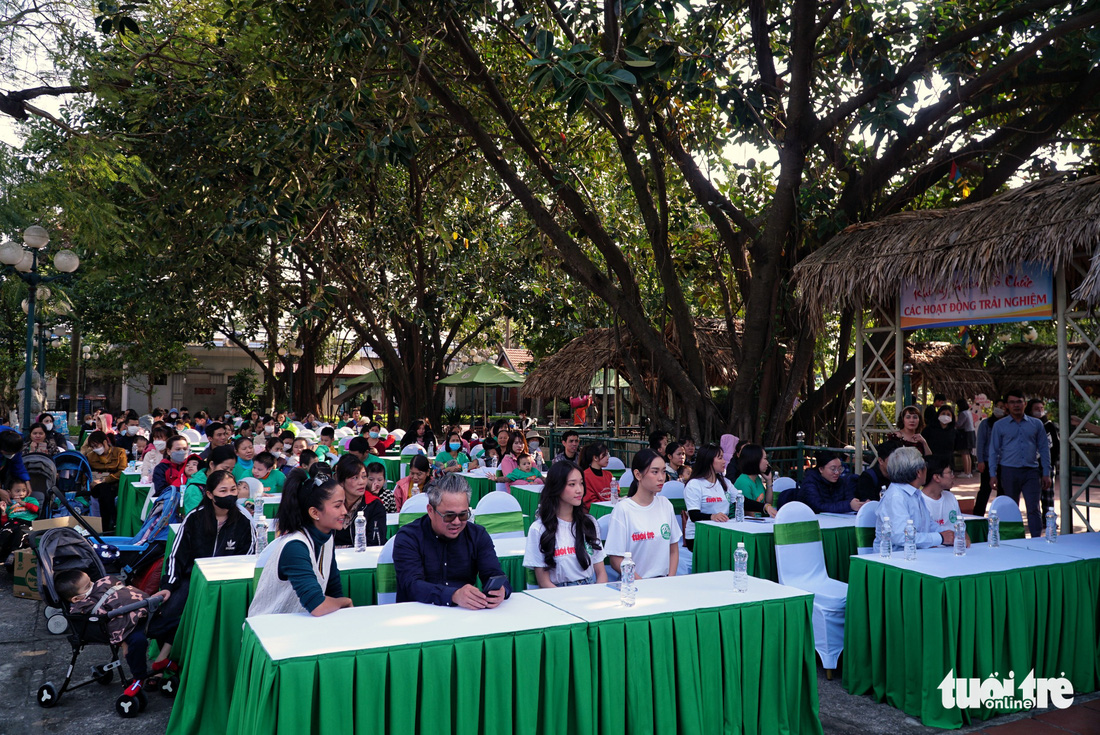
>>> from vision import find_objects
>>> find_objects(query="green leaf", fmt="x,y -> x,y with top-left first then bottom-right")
608,68 -> 637,84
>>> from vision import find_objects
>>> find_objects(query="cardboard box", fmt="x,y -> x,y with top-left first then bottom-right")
12,548 -> 40,600
31,515 -> 103,535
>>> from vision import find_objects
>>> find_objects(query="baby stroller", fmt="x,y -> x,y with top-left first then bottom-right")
22,453 -> 58,508
45,451 -> 94,518
31,526 -> 165,717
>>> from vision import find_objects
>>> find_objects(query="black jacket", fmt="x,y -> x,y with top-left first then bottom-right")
334,495 -> 387,547
165,503 -> 256,591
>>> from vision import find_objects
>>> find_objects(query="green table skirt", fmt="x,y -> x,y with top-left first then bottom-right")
843,556 -> 1099,729
692,523 -> 858,582
116,472 -> 148,536
965,517 -> 988,544
464,474 -> 499,504
369,455 -> 401,484
167,564 -> 379,735
227,621 -> 594,735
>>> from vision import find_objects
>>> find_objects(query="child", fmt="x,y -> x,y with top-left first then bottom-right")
0,485 -> 41,562
252,452 -> 285,493
364,461 -> 395,518
130,435 -> 149,463
56,569 -> 175,698
181,454 -> 206,515
505,453 -> 544,487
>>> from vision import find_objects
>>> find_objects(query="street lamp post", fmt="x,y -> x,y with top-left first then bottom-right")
1,226 -> 80,430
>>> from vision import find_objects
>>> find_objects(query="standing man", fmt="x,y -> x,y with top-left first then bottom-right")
988,390 -> 1052,537
361,394 -> 375,424
553,430 -> 581,464
974,397 -> 1006,516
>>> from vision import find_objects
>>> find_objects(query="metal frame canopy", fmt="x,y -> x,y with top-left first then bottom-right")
794,174 -> 1100,532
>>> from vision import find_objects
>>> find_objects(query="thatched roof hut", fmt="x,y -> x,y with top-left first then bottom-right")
793,175 -> 1100,328
907,342 -> 996,401
988,342 -> 1100,399
521,319 -> 741,399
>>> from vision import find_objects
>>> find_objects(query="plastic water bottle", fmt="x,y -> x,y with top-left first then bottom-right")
904,520 -> 917,561
619,552 -> 636,607
609,477 -> 619,503
988,509 -> 1000,548
1044,508 -> 1057,543
879,516 -> 892,558
354,510 -> 367,552
410,482 -> 419,497
953,519 -> 967,556
254,517 -> 268,554
880,484 -> 887,501
462,462 -> 469,473
253,494 -> 265,525
734,490 -> 745,523
733,541 -> 749,593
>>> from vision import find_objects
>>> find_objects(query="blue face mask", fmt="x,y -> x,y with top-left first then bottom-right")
449,442 -> 461,451
369,431 -> 380,439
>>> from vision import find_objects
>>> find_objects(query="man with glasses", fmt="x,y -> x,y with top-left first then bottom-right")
393,474 -> 512,609
989,388 -> 1051,537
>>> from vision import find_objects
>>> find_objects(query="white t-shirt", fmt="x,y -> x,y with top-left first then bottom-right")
523,517 -> 606,585
605,496 -> 682,579
683,477 -> 732,540
921,489 -> 962,531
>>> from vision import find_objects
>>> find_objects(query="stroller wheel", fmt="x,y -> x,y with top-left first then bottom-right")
37,682 -> 58,708
92,665 -> 114,686
46,614 -> 69,635
158,676 -> 177,696
43,605 -> 62,621
115,693 -> 140,718
137,690 -> 148,712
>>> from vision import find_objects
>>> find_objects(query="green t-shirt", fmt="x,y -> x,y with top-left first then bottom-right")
734,473 -> 766,503
434,450 -> 470,470
232,463 -> 253,481
256,468 -> 285,493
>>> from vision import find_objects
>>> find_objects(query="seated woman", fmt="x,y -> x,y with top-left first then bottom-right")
83,430 -> 128,531
232,437 -> 255,480
22,422 -> 60,457
733,443 -> 771,505
184,446 -> 236,514
333,455 -> 386,547
580,442 -> 612,510
497,431 -> 528,481
524,461 -> 607,587
249,470 -> 353,617
36,412 -> 69,449
605,449 -> 681,579
140,426 -> 170,482
363,423 -> 385,456
798,450 -> 866,514
152,435 -> 190,497
664,442 -> 690,482
394,454 -> 431,512
434,429 -> 473,474
160,470 -> 257,660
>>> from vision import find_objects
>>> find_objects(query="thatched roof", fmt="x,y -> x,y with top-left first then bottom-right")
793,175 -> 1100,328
521,319 -> 741,399
988,342 -> 1100,399
907,342 -> 996,401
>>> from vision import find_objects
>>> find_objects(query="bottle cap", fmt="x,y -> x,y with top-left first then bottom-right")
736,541 -> 745,548
623,551 -> 632,559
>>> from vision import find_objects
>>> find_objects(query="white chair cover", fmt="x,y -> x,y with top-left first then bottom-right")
474,491 -> 525,535
605,456 -> 626,470
398,493 -> 430,526
181,428 -> 202,443
376,536 -> 398,605
854,500 -> 879,555
661,480 -> 685,500
774,501 -> 847,670
297,428 -> 317,441
400,444 -> 427,456
773,477 -> 797,494
334,427 -> 354,439
989,494 -> 1023,523
595,514 -> 620,582
390,429 -> 406,442
469,444 -> 485,458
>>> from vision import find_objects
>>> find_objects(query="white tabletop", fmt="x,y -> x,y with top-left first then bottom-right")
512,484 -> 542,493
459,471 -> 501,482
1002,532 -> 1100,560
134,481 -> 152,489
248,592 -> 582,661
491,535 -> 528,558
195,554 -> 261,582
525,571 -> 810,622
335,545 -> 384,571
854,542 -> 1081,578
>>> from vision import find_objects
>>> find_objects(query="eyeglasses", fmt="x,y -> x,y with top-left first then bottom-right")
435,509 -> 472,523
822,463 -> 843,474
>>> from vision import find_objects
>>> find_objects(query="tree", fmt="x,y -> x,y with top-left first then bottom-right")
228,367 -> 261,414
346,0 -> 1100,442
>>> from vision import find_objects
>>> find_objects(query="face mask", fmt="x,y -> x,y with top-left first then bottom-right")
92,446 -> 106,455
449,441 -> 461,451
224,414 -> 231,420
170,449 -> 188,463
369,431 -> 380,439
265,426 -> 274,434
212,494 -> 238,510
938,415 -> 951,425
170,414 -> 178,420
1032,410 -> 1044,419
43,422 -> 53,430
153,440 -> 166,451
528,441 -> 539,451
284,455 -> 299,467
127,426 -> 138,436
993,408 -> 1006,418
282,442 -> 292,451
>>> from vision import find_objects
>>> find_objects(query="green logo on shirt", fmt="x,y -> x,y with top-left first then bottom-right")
661,524 -> 671,540
949,510 -> 958,524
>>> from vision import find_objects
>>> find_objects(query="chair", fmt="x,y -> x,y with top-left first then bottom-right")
774,501 -> 847,677
469,444 -> 485,459
398,493 -> 430,526
400,444 -> 426,456
854,500 -> 879,555
376,536 -> 398,604
474,491 -> 525,535
772,476 -> 797,495
296,428 -> 317,442
990,496 -> 1026,540
605,456 -> 626,471
334,427 -> 354,439
180,428 -> 202,443
390,429 -> 406,442
662,480 -> 685,501
596,515 -> 620,582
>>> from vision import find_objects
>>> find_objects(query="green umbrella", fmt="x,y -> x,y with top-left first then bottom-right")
343,368 -> 386,387
438,363 -> 525,428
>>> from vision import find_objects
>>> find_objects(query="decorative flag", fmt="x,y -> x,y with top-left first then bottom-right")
949,161 -> 962,181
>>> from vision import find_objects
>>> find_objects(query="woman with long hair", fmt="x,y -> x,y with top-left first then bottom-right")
888,405 -> 932,455
394,454 -> 432,512
579,441 -> 612,510
333,454 -> 386,546
523,461 -> 607,587
605,449 -> 681,578
249,469 -> 352,617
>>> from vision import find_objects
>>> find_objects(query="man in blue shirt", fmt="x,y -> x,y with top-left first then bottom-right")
0,427 -> 31,502
989,389 -> 1051,537
393,474 -> 511,609
877,447 -> 961,549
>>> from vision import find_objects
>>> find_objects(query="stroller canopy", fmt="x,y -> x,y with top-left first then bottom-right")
31,527 -> 108,609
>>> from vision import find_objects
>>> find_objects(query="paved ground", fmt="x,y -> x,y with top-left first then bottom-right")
0,489 -> 1095,735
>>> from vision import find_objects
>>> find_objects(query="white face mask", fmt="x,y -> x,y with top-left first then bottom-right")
938,415 -> 951,425
265,426 -> 274,434
92,446 -> 106,455
153,440 -> 166,451
127,426 -> 138,436
992,407 -> 1006,418
43,421 -> 53,430
282,442 -> 292,451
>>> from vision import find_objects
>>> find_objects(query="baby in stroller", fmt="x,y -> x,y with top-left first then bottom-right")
0,484 -> 41,564
56,569 -> 173,713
